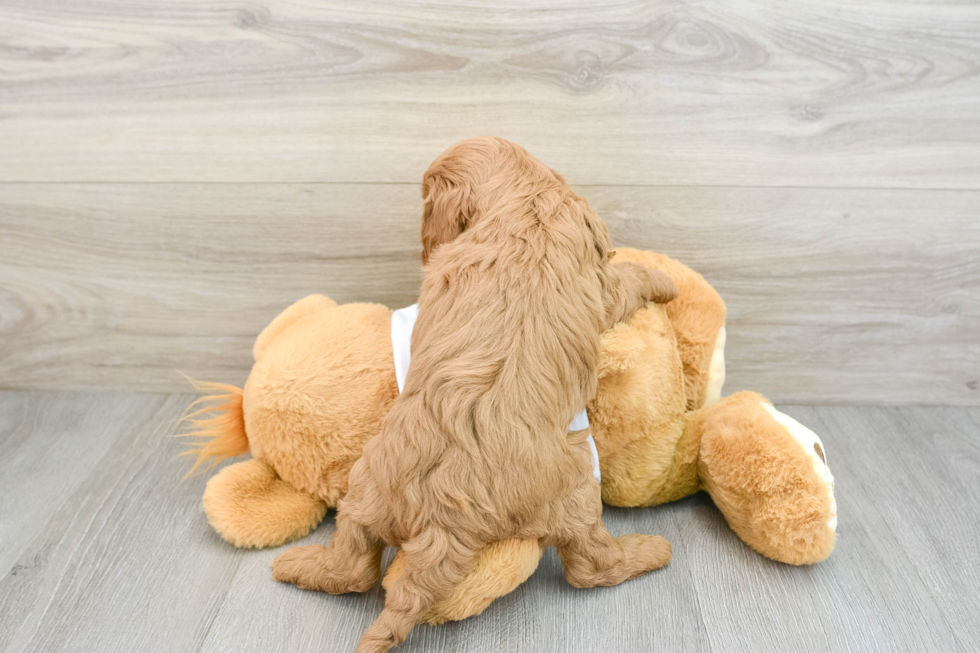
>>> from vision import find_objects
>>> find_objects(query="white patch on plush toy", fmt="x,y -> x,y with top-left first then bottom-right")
391,304 -> 601,483
704,325 -> 726,406
760,403 -> 837,532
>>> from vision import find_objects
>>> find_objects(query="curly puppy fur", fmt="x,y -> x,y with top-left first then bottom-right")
273,137 -> 677,652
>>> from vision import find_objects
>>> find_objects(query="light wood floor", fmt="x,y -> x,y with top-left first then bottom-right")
1,391 -> 977,653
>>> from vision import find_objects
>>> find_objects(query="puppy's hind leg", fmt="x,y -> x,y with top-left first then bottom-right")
357,528 -> 478,653
272,511 -> 385,593
273,458 -> 388,593
554,481 -> 671,589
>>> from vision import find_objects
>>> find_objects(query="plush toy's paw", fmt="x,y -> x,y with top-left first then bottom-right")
382,539 -> 542,625
759,403 -> 837,534
203,459 -> 328,548
697,392 -> 837,565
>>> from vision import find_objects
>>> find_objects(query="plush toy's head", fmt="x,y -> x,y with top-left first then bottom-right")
244,298 -> 400,507
607,249 -> 727,409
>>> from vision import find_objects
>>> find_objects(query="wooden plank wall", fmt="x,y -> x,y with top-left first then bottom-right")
1,0 -> 978,403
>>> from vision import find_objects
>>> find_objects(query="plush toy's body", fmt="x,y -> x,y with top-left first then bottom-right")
183,249 -> 836,624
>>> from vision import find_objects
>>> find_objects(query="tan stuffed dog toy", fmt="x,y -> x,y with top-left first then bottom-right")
181,249 -> 836,623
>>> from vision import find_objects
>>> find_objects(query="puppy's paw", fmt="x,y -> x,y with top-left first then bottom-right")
640,268 -> 678,304
617,533 -> 672,579
616,262 -> 678,304
272,544 -> 331,590
273,544 -> 380,594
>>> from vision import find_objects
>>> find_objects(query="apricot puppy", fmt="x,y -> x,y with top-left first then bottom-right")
273,137 -> 676,652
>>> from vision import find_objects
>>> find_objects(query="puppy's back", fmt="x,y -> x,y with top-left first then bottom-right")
383,176 -> 608,528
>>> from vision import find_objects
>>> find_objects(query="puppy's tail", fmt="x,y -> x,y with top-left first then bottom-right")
357,529 -> 478,652
175,377 -> 248,478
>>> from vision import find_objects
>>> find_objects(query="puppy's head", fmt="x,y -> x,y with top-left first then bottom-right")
421,137 -> 564,264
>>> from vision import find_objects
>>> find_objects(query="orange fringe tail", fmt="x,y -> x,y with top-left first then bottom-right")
176,378 -> 249,477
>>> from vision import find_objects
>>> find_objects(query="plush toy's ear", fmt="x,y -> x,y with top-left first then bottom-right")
253,294 -> 337,362
421,171 -> 475,265
597,323 -> 646,379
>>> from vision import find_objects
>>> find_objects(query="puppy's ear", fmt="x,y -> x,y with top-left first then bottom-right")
578,199 -> 612,263
421,173 -> 474,265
